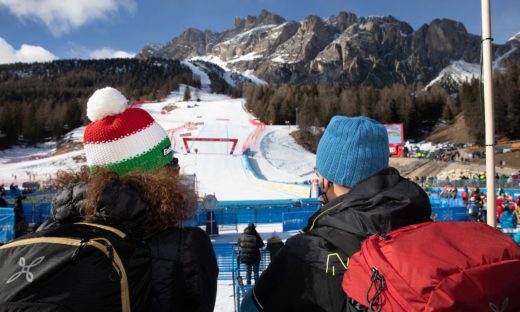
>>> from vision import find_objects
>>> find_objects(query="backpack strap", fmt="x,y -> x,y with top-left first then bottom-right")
74,222 -> 127,238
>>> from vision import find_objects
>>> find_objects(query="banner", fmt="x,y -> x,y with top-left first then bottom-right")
385,123 -> 404,145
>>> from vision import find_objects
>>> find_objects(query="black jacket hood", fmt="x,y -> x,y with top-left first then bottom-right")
94,181 -> 149,234
305,167 -> 432,237
51,181 -> 150,236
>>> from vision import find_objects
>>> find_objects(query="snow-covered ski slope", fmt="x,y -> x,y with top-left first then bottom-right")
0,88 -> 316,200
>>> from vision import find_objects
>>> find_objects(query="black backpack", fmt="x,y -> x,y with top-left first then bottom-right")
0,222 -> 151,312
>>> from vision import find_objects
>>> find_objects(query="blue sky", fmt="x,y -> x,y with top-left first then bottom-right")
0,0 -> 519,63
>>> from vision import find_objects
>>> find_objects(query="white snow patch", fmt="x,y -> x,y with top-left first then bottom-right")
271,54 -> 289,63
228,52 -> 263,63
220,24 -> 279,45
425,60 -> 480,89
507,32 -> 520,42
190,55 -> 230,70
495,46 -> 518,69
181,60 -> 212,90
255,126 -> 316,182
242,70 -> 267,85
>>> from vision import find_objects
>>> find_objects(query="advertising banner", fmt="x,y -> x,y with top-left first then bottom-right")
385,123 -> 404,145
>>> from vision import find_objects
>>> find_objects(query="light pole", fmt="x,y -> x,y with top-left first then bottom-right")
481,0 -> 496,227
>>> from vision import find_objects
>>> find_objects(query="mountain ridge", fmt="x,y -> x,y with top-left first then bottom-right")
137,10 -> 520,88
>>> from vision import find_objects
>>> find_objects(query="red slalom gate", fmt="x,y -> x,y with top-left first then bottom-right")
182,137 -> 239,154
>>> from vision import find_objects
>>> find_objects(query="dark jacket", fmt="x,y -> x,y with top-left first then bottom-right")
0,196 -> 7,207
50,181 -> 219,312
251,167 -> 432,312
238,224 -> 265,264
266,236 -> 284,261
13,196 -> 24,223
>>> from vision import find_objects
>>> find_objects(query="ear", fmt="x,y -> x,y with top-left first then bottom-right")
322,178 -> 332,193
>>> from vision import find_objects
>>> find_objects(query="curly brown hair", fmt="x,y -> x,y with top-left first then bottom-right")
53,165 -> 197,230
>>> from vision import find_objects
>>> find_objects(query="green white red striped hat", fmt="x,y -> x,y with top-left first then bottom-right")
83,87 -> 173,175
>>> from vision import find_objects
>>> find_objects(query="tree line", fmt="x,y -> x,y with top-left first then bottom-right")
0,58 -> 201,149
243,64 -> 520,152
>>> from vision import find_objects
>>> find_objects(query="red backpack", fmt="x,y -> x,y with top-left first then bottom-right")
342,221 -> 520,312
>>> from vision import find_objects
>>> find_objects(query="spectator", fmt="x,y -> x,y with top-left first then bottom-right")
496,196 -> 505,220
514,231 -> 520,246
237,223 -> 265,285
500,205 -> 518,230
266,232 -> 284,261
242,116 -> 431,312
0,192 -> 7,207
450,188 -> 457,199
46,87 -> 218,311
13,195 -> 27,238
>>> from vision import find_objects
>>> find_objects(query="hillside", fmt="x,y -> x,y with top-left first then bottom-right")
423,113 -> 476,144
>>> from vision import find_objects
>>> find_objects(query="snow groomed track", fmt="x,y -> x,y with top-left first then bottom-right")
145,90 -> 314,200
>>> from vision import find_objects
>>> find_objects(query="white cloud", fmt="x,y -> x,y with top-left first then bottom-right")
89,48 -> 135,59
0,0 -> 137,36
0,37 -> 58,64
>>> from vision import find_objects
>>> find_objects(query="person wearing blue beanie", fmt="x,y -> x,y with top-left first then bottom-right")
315,116 -> 389,204
244,115 -> 432,312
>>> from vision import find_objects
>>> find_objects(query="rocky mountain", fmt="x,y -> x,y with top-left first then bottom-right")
137,10 -> 520,88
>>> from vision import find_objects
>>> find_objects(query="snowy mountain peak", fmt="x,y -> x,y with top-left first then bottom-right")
425,60 -> 480,93
508,32 -> 520,42
139,10 -> 520,89
232,9 -> 285,31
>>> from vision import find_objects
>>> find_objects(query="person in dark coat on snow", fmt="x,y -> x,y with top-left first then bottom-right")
13,195 -> 27,238
266,232 -> 284,261
0,192 -> 7,207
241,116 -> 432,312
237,223 -> 265,285
48,87 -> 218,312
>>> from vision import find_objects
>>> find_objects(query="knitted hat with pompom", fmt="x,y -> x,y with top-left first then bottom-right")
83,87 -> 173,175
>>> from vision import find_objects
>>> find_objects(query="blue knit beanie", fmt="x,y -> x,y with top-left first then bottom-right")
316,116 -> 389,187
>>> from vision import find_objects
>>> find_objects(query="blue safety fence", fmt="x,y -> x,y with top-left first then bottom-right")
0,208 -> 14,243
216,198 -> 320,209
282,210 -> 315,232
429,197 -> 465,208
432,206 -> 471,221
213,242 -> 271,281
197,199 -> 321,227
20,203 -> 52,224
213,243 -> 237,281
214,240 -> 271,312
232,246 -> 278,312
2,189 -> 22,198
197,207 -> 318,227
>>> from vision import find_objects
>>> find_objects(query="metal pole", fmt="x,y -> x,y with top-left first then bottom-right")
481,0 -> 496,227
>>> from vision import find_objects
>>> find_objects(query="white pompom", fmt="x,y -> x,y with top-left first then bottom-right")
86,87 -> 128,122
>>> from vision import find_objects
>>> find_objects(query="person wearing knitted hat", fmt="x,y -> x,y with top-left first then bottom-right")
242,116 -> 432,312
48,87 -> 218,311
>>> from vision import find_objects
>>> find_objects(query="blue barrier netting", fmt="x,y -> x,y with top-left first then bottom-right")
0,208 -> 14,243
0,195 -> 514,244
